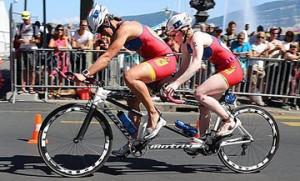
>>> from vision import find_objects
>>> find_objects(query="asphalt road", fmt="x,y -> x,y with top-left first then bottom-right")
0,102 -> 299,181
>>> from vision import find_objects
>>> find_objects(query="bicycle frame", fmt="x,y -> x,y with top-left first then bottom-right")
80,84 -> 253,155
80,86 -> 206,152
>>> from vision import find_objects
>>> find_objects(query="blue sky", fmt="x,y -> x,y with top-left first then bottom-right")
5,0 -> 277,24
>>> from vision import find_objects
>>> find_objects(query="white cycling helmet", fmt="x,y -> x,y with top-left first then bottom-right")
166,12 -> 192,34
87,3 -> 109,33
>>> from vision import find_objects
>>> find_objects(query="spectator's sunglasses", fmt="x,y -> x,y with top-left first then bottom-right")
257,36 -> 265,39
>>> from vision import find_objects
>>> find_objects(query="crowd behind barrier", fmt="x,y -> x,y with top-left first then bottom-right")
7,9 -> 300,110
10,49 -> 300,108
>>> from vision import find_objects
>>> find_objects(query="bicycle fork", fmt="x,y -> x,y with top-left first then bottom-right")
73,105 -> 97,143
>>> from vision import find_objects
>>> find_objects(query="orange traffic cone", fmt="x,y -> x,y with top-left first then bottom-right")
28,114 -> 42,144
195,119 -> 200,138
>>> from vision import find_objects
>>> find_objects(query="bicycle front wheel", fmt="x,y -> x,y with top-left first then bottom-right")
38,104 -> 113,177
218,105 -> 280,173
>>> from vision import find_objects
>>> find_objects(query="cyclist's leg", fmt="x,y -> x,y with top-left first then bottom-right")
124,56 -> 176,137
198,93 -> 223,136
195,73 -> 239,137
127,96 -> 141,139
124,63 -> 159,129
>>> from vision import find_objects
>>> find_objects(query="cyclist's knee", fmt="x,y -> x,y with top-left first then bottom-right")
194,89 -> 207,101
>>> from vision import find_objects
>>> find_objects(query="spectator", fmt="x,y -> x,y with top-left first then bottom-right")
46,24 -> 53,48
249,31 -> 269,106
231,32 -> 252,78
94,34 -> 111,81
94,34 -> 111,57
283,31 -> 295,51
222,21 -> 237,48
159,24 -> 168,42
249,25 -> 264,45
267,27 -> 285,58
244,24 -> 250,36
265,27 -> 286,95
242,23 -> 250,42
15,11 -> 41,94
48,24 -> 70,99
71,20 -> 93,71
207,23 -> 215,35
199,23 -> 207,32
66,24 -> 74,43
284,42 -> 300,96
213,26 -> 223,40
34,21 -> 43,48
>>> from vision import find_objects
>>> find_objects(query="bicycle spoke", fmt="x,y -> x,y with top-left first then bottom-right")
38,104 -> 112,177
218,106 -> 279,173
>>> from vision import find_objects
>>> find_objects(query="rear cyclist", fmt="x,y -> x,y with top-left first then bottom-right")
72,4 -> 177,156
164,13 -> 243,138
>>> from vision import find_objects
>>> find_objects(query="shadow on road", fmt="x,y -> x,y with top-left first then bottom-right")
98,156 -> 230,175
0,154 -> 231,178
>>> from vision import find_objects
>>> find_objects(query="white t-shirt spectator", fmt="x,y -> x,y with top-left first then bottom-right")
16,24 -> 40,50
251,43 -> 268,68
72,30 -> 93,47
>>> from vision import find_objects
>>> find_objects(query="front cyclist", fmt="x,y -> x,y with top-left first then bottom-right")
72,4 -> 177,156
164,13 -> 243,138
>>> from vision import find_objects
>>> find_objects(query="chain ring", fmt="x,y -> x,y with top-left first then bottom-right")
129,141 -> 148,157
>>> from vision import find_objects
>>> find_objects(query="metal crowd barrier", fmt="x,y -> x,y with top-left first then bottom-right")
10,49 -> 300,109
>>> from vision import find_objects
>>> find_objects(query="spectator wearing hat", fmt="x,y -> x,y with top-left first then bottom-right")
15,11 -> 41,94
207,23 -> 215,35
213,26 -> 223,40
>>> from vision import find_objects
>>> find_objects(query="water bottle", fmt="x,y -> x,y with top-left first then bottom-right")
117,111 -> 137,135
174,120 -> 198,137
225,93 -> 236,104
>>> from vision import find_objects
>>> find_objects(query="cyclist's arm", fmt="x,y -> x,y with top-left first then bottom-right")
87,26 -> 130,76
173,32 -> 204,86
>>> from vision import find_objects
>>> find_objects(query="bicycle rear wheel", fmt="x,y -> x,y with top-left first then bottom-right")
218,105 -> 280,173
38,104 -> 113,177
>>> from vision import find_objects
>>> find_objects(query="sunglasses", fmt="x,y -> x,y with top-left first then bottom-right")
58,29 -> 64,31
81,24 -> 88,27
257,36 -> 265,39
238,37 -> 244,40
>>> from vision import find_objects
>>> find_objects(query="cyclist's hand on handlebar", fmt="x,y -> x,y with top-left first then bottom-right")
71,73 -> 86,83
165,81 -> 180,95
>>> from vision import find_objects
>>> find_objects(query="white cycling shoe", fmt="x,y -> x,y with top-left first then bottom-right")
216,117 -> 241,137
111,144 -> 130,157
144,117 -> 166,140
